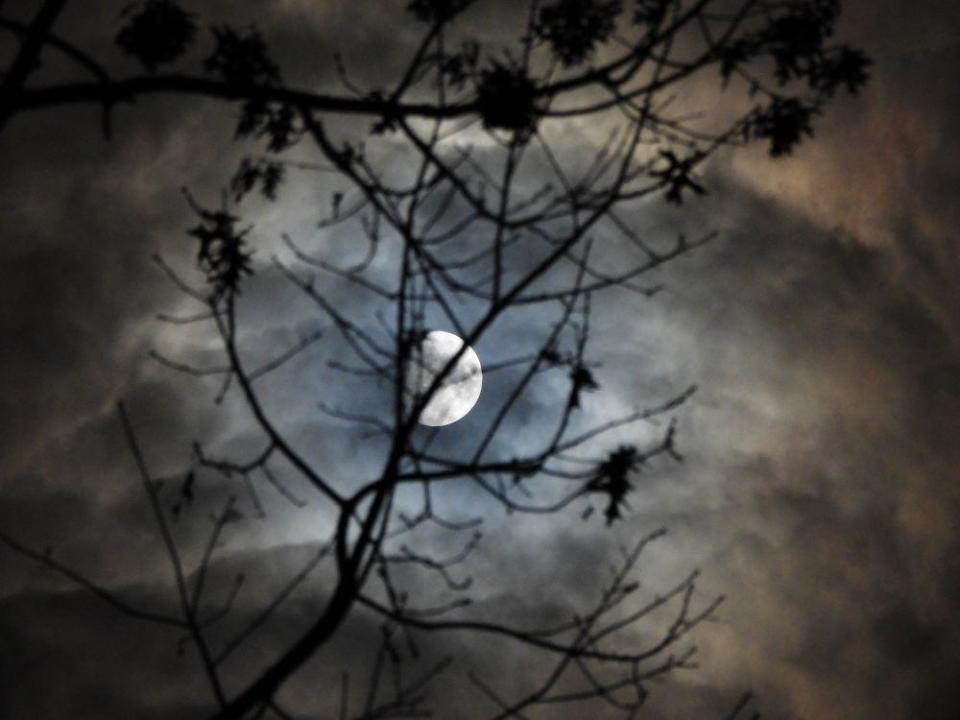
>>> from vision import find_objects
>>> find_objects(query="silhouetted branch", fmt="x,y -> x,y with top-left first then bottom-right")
0,527 -> 186,628
0,1 -> 870,716
119,402 -> 228,707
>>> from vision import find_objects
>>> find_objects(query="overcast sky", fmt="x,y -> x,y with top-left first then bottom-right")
1,1 -> 959,718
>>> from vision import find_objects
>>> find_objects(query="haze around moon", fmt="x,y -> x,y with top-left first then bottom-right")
405,330 -> 482,427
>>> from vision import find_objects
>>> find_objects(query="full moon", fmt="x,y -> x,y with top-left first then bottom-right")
405,330 -> 482,427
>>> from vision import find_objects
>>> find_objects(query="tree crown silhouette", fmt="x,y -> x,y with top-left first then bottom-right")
0,1 -> 868,717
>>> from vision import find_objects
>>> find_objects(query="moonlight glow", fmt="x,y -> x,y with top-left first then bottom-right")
405,331 -> 482,427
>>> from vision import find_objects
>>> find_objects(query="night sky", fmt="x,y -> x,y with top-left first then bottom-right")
2,1 -> 959,718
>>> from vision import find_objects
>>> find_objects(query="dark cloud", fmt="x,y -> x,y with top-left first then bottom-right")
628,175 -> 960,718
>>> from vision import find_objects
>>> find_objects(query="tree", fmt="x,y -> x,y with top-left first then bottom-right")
0,1 -> 868,718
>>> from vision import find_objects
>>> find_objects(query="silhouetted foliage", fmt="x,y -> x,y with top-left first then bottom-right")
436,39 -> 479,89
586,445 -> 639,525
535,0 -> 622,67
204,26 -> 280,85
115,0 -> 197,71
652,150 -> 708,205
186,199 -> 254,300
203,26 -> 300,151
569,363 -> 600,408
230,157 -> 286,202
815,46 -> 871,96
475,61 -> 540,141
750,96 -> 818,157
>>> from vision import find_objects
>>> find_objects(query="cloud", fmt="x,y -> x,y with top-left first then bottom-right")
2,1 -> 959,719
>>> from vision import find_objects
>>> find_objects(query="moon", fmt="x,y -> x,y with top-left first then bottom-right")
405,330 -> 482,427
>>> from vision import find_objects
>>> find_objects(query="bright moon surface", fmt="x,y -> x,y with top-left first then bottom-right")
406,331 -> 482,427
